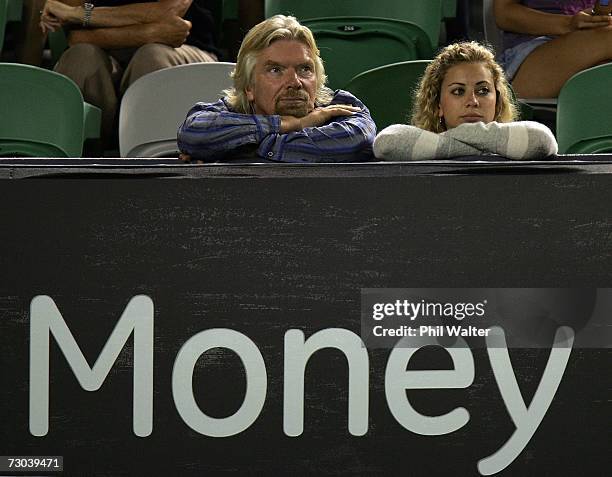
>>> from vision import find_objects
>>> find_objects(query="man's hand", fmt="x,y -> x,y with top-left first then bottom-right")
179,153 -> 204,164
40,0 -> 80,33
40,0 -> 195,35
146,16 -> 191,47
280,104 -> 361,133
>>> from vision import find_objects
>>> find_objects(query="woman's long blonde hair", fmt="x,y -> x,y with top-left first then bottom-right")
412,41 -> 518,132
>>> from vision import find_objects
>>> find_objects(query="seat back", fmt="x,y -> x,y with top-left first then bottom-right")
557,63 -> 612,154
207,0 -> 227,41
482,0 -> 502,55
345,60 -> 430,130
119,62 -> 236,158
0,63 -> 91,157
302,17 -> 432,90
48,28 -> 69,64
0,0 -> 22,53
265,0 -> 453,50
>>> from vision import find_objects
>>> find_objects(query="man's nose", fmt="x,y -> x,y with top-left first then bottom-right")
285,69 -> 302,88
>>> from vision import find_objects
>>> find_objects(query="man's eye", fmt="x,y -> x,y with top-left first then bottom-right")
298,65 -> 314,76
451,88 -> 464,96
267,66 -> 282,74
477,87 -> 491,96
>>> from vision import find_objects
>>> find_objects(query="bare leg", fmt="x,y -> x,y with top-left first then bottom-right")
512,25 -> 612,97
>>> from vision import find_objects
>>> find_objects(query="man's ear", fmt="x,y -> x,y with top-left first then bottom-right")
246,86 -> 254,102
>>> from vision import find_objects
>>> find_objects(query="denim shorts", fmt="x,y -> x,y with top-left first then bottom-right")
499,36 -> 552,81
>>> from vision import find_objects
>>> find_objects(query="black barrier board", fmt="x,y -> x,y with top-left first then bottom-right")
0,168 -> 611,476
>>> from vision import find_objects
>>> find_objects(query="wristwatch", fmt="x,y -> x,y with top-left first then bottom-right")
83,2 -> 94,27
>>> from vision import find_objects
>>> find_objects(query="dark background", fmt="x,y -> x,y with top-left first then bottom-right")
1,163 -> 610,476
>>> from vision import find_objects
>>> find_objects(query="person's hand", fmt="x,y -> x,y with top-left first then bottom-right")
280,104 -> 361,132
568,8 -> 612,31
179,153 -> 204,164
40,15 -> 61,35
40,0 -> 80,33
147,16 -> 191,47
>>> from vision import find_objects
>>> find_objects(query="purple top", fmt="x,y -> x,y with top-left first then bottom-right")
502,0 -> 595,50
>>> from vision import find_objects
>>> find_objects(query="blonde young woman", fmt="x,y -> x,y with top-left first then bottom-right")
373,41 -> 558,161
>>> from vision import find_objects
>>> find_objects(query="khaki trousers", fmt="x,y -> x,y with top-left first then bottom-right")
54,43 -> 217,149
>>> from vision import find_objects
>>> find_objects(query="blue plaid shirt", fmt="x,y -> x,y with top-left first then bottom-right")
177,90 -> 376,163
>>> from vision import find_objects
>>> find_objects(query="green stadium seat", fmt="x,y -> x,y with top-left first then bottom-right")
557,63 -> 612,154
0,63 -> 101,157
345,60 -> 430,130
265,0 -> 456,51
0,0 -> 22,54
346,61 -> 535,131
302,17 -> 432,90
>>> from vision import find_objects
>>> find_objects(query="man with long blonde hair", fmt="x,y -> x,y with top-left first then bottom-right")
178,15 -> 376,163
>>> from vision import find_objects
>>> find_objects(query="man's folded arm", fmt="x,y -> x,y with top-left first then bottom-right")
68,15 -> 191,48
256,107 -> 375,163
177,100 -> 280,161
178,92 -> 376,163
52,0 -> 192,28
68,23 -> 150,48
90,0 -> 194,26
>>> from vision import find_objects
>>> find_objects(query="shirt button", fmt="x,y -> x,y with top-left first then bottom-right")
267,152 -> 274,157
